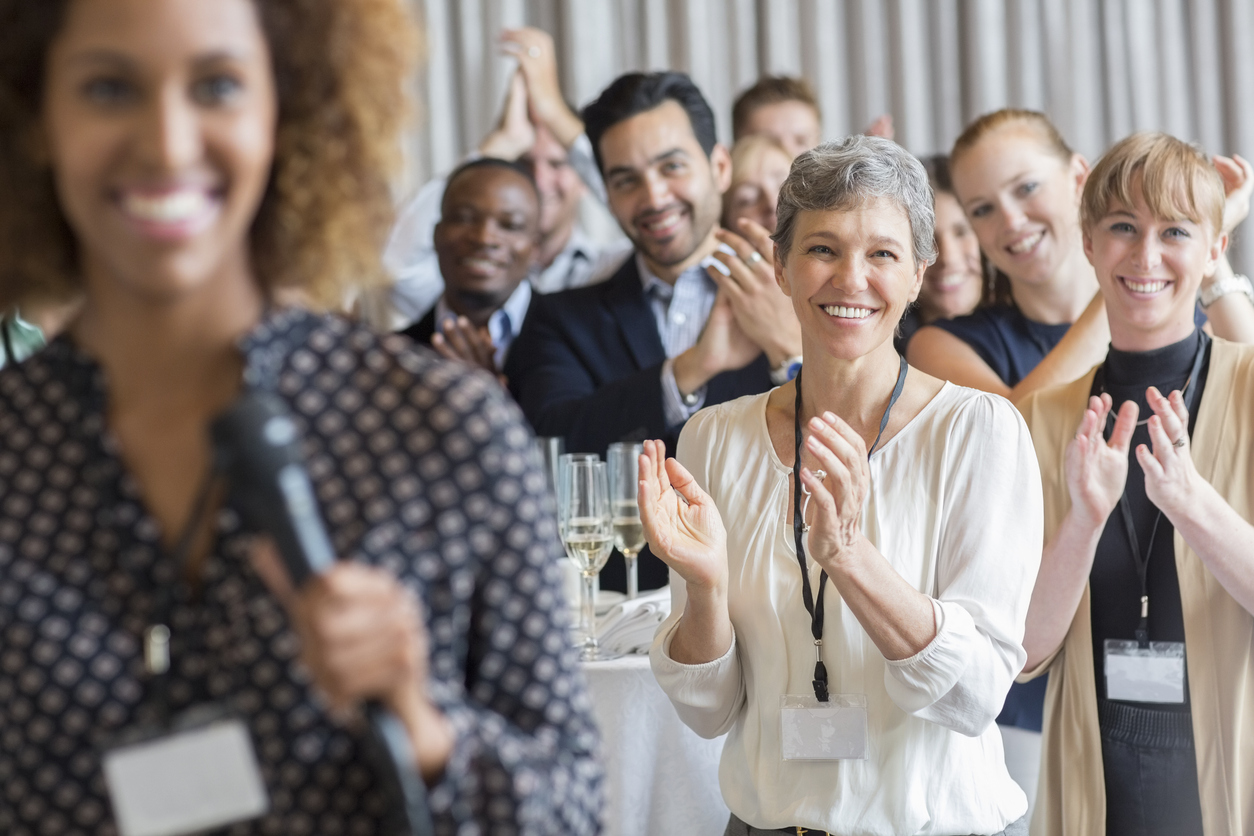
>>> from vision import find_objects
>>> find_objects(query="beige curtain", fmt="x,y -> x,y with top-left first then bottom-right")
407,0 -> 1254,273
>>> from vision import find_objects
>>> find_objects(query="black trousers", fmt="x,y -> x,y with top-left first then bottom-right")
1099,699 -> 1203,836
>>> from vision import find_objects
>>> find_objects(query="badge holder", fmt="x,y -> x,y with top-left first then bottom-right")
103,704 -> 269,836
781,693 -> 868,760
101,472 -> 272,836
1104,639 -> 1186,703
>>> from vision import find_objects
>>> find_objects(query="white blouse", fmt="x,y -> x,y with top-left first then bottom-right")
650,383 -> 1042,835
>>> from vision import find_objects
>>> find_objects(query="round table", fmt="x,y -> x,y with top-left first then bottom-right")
583,654 -> 729,835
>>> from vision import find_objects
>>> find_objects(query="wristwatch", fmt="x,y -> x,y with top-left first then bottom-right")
1198,273 -> 1254,309
770,355 -> 803,386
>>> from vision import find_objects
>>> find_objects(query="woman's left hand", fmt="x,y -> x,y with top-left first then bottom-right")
1138,386 -> 1203,520
800,411 -> 870,568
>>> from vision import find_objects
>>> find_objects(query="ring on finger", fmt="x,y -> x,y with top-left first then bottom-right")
747,251 -> 764,265
814,469 -> 827,482
1172,436 -> 1187,449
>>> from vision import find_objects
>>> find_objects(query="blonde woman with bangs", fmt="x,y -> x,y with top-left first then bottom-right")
1019,133 -> 1254,836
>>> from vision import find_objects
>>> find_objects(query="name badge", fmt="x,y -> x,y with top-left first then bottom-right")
103,715 -> 269,836
1104,639 -> 1186,704
780,694 -> 868,760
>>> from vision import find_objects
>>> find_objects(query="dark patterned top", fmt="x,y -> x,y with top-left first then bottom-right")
0,308 -> 603,835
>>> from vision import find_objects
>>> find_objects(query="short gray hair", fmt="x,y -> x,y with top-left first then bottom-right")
772,135 -> 937,267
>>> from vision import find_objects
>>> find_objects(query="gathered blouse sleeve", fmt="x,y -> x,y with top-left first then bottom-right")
881,392 -> 1043,736
648,407 -> 747,739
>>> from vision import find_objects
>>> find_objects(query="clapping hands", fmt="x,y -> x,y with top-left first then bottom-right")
1137,386 -> 1202,520
1215,154 -> 1253,235
636,439 -> 728,593
431,316 -> 508,385
798,411 -> 872,570
1065,394 -> 1137,531
707,219 -> 802,368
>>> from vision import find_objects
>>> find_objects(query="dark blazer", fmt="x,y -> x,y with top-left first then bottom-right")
400,308 -> 438,346
505,255 -> 772,592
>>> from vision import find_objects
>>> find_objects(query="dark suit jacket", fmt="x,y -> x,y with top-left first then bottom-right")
400,308 -> 438,346
505,255 -> 772,592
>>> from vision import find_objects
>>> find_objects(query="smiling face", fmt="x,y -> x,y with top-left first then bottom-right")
434,165 -> 539,320
918,191 -> 983,321
722,139 -> 792,233
599,99 -> 730,280
951,124 -> 1087,290
40,0 -> 277,305
740,100 -> 821,159
520,123 -> 584,241
1085,178 -> 1224,352
774,199 -> 925,360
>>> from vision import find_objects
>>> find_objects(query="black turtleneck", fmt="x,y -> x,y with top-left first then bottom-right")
1089,328 -> 1210,709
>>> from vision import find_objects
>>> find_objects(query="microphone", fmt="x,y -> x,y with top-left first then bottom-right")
211,389 -> 435,836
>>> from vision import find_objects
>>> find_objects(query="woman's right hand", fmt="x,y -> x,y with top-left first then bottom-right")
637,439 -> 728,593
1215,153 -> 1253,235
1065,394 -> 1137,530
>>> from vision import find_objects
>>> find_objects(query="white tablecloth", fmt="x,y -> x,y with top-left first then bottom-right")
584,655 -> 729,836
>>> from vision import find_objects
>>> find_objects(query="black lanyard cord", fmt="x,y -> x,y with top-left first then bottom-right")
146,463 -> 221,725
792,354 -> 907,701
1092,332 -> 1209,649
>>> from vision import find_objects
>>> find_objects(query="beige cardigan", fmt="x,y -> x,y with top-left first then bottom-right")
1018,336 -> 1254,836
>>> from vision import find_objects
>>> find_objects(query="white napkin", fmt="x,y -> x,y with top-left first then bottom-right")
596,587 -> 672,656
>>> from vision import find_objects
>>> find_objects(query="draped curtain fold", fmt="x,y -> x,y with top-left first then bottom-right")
408,0 -> 1254,272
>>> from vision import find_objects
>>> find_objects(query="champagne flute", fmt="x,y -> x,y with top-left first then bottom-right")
559,459 -> 612,661
607,442 -> 645,599
556,453 -> 599,552
533,436 -> 565,504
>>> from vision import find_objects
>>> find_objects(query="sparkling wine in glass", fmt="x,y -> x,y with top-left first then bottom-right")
559,458 -> 612,660
607,443 -> 645,599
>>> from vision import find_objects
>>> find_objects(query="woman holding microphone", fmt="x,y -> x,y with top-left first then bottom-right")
641,135 -> 1043,836
0,0 -> 600,832
1019,133 -> 1254,836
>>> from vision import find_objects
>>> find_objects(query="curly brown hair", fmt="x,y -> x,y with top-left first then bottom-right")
0,0 -> 418,311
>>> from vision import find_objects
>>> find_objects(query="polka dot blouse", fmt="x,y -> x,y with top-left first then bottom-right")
0,308 -> 603,835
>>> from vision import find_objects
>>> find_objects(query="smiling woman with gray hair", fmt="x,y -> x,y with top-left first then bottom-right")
638,135 -> 1043,835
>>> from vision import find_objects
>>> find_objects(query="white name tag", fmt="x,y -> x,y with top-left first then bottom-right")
103,717 -> 269,836
1104,639 -> 1186,704
780,694 -> 868,760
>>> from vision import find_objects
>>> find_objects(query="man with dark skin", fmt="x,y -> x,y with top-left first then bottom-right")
402,158 -> 540,380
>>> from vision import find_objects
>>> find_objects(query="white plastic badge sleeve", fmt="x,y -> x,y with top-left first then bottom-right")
780,694 -> 868,760
103,717 -> 269,836
1104,639 -> 1186,704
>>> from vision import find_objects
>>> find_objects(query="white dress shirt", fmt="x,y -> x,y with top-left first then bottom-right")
650,384 -> 1042,835
383,133 -> 631,326
637,253 -> 718,428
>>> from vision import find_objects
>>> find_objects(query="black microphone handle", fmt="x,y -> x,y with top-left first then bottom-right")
211,390 -> 435,836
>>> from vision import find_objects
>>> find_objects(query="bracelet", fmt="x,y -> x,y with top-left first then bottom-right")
1198,273 -> 1254,309
770,355 -> 803,386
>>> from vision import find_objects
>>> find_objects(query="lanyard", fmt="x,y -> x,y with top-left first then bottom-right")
792,354 -> 907,701
145,465 -> 220,726
1090,332 -> 1209,649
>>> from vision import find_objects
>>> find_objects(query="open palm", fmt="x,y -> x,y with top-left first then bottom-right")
1066,394 -> 1136,530
637,439 -> 728,591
